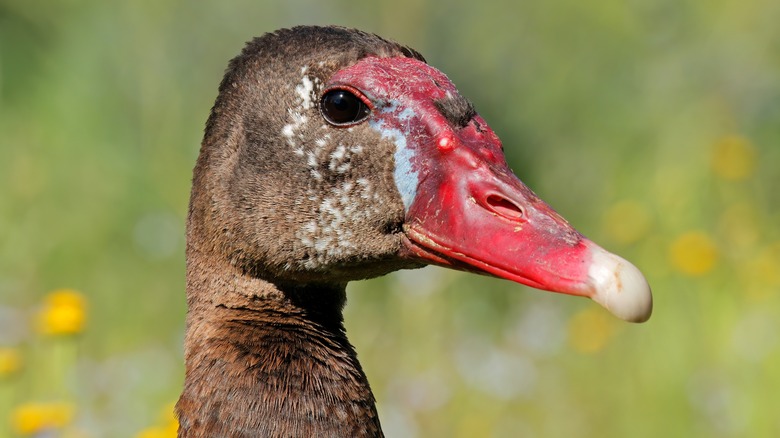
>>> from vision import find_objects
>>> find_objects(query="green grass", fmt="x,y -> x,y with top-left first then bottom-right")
1,0 -> 779,436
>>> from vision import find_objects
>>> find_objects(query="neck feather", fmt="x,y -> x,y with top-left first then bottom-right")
177,255 -> 383,437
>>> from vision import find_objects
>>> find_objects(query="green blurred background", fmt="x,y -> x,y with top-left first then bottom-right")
1,0 -> 779,436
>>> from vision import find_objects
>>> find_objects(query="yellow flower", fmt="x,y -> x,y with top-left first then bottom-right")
711,135 -> 756,181
602,200 -> 652,245
160,402 -> 178,426
11,401 -> 75,435
36,289 -> 87,335
165,419 -> 179,435
669,231 -> 719,276
568,307 -> 618,353
0,347 -> 23,377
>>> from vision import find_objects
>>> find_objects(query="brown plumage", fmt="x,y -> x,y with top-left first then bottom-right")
178,26 -> 423,437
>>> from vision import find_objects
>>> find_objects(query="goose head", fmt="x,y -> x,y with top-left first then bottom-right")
188,26 -> 652,322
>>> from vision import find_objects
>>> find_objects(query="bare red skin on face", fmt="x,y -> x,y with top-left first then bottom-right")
328,57 -> 595,297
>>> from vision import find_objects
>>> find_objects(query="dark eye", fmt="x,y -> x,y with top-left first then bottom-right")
320,89 -> 371,126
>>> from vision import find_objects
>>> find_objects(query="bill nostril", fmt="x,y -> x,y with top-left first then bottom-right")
486,194 -> 525,221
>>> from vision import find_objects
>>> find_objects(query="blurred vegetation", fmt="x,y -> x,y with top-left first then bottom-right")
1,0 -> 779,436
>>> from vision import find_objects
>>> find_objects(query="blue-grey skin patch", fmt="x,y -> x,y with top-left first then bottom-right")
369,117 -> 419,212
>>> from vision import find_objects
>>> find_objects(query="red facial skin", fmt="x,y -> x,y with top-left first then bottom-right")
328,57 -> 595,298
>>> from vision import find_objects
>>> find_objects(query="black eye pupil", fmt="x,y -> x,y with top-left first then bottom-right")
321,89 -> 370,125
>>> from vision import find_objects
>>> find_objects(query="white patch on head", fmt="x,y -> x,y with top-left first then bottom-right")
363,100 -> 420,211
283,109 -> 309,155
294,155 -> 381,270
356,178 -> 371,199
314,235 -> 333,252
290,111 -> 308,126
283,68 -> 322,155
331,144 -> 347,161
303,133 -> 335,181
369,115 -> 419,212
398,107 -> 415,122
328,144 -> 357,174
303,220 -> 317,234
306,151 -> 319,168
295,76 -> 315,110
283,80 -> 388,269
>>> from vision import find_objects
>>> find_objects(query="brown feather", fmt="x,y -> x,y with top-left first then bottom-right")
178,26 -> 426,437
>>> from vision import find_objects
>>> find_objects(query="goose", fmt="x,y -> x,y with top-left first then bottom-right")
176,25 -> 652,437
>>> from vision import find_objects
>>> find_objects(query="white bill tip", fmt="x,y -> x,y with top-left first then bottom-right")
586,244 -> 653,323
